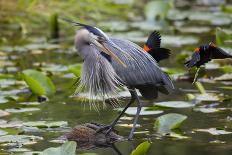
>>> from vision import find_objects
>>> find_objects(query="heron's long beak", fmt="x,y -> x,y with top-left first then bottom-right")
90,36 -> 127,68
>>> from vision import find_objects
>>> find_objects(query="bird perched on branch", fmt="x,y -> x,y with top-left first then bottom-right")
63,18 -> 174,140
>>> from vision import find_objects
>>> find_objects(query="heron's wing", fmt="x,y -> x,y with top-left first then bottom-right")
106,37 -> 174,94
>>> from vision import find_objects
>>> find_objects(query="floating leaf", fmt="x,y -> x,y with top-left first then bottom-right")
117,107 -> 163,116
80,153 -> 98,155
0,110 -> 10,117
19,101 -> 41,106
130,141 -> 150,155
193,107 -> 226,113
219,86 -> 232,90
154,101 -> 194,108
22,69 -> 56,96
145,0 -> 173,21
165,132 -> 190,139
214,73 -> 232,81
0,135 -> 43,145
0,120 -> 23,128
5,108 -> 40,113
162,35 -> 199,47
42,141 -> 76,155
195,93 -> 220,102
215,28 -> 232,46
194,128 -> 232,135
68,64 -> 82,77
0,129 -> 8,136
23,121 -> 68,128
154,113 -> 187,133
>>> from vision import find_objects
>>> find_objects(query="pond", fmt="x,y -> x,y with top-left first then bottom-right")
0,0 -> 232,154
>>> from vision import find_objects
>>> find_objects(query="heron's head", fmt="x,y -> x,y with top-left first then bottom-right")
62,18 -> 126,67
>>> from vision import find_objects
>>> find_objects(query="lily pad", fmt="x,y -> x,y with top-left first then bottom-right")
154,101 -> 194,108
144,0 -> 173,21
22,69 -> 56,96
165,132 -> 190,139
42,141 -> 76,155
130,141 -> 151,155
214,73 -> 232,81
5,108 -> 40,113
0,110 -> 10,117
23,121 -> 68,128
194,128 -> 232,135
68,64 -> 82,77
0,120 -> 23,128
117,107 -> 163,115
0,135 -> 43,145
154,113 -> 187,133
195,93 -> 220,102
0,129 -> 8,136
193,107 -> 227,113
19,102 -> 41,106
162,35 -> 199,47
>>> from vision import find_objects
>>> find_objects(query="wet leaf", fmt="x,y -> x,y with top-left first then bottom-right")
219,86 -> 232,90
165,132 -> 190,139
189,12 -> 231,26
8,148 -> 31,153
154,113 -> 187,133
22,69 -> 56,96
0,135 -> 43,145
0,96 -> 8,104
216,28 -> 232,46
195,93 -> 220,102
42,141 -> 76,155
0,129 -> 8,136
154,101 -> 194,108
19,101 -> 41,106
0,120 -> 23,128
130,141 -> 150,155
194,128 -> 232,135
23,121 -> 68,128
162,35 -> 199,47
0,110 -> 10,117
145,0 -> 173,21
193,107 -> 226,113
80,153 -> 98,155
5,108 -> 40,113
68,64 -> 82,77
117,107 -> 163,116
214,73 -> 232,81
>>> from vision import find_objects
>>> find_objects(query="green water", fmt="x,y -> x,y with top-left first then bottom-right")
1,0 -> 232,154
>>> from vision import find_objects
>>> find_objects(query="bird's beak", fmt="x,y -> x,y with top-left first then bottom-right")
89,35 -> 127,68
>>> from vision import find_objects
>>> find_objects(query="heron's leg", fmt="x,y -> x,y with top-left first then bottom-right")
96,90 -> 135,133
128,90 -> 142,140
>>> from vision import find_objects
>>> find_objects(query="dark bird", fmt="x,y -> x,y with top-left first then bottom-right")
143,31 -> 171,62
63,19 -> 174,140
185,42 -> 232,68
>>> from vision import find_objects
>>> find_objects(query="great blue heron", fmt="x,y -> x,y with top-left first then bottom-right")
63,19 -> 174,140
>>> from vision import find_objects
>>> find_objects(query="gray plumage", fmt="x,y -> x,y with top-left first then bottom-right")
73,29 -> 174,102
63,19 -> 174,139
